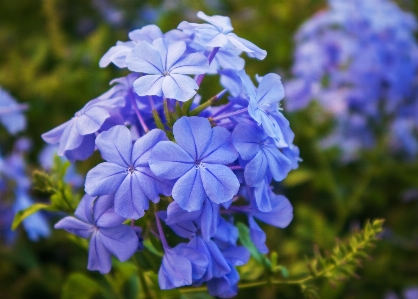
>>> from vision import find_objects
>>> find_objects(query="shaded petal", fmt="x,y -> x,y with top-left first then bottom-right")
149,141 -> 194,179
74,194 -> 95,223
95,125 -> 132,166
162,75 -> 198,102
88,232 -> 112,274
170,53 -> 209,75
249,217 -> 268,254
99,226 -> 139,261
58,120 -> 83,154
201,199 -> 220,241
133,75 -> 164,97
228,35 -> 267,60
256,73 -> 284,108
263,146 -> 292,182
201,164 -> 240,204
253,179 -> 272,212
173,116 -> 212,159
197,11 -> 233,33
254,194 -> 293,228
85,162 -> 127,196
244,151 -> 268,186
54,216 -> 94,239
136,167 -> 172,200
172,168 -> 206,212
232,122 -> 264,160
160,248 -> 193,288
166,201 -> 200,225
42,120 -> 71,144
126,41 -> 163,74
166,40 -> 187,70
222,245 -> 250,266
200,126 -> 238,164
76,106 -> 110,135
132,129 -> 168,166
114,172 -> 147,219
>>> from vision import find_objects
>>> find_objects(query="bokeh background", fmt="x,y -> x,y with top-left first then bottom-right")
1,0 -> 418,298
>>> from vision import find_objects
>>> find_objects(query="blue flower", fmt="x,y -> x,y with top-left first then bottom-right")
158,243 -> 209,289
238,71 -> 295,147
178,11 -> 267,60
55,194 -> 139,274
126,38 -> 209,102
232,122 -> 292,187
149,116 -> 239,212
41,97 -> 124,162
0,88 -> 27,135
85,125 -> 173,219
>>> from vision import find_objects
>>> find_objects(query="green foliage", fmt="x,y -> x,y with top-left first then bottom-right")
12,155 -> 81,230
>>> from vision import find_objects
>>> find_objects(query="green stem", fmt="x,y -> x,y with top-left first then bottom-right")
133,256 -> 154,299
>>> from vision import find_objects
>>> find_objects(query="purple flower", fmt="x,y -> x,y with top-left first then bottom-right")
158,243 -> 209,289
41,97 -> 124,162
0,88 -> 27,135
178,11 -> 267,60
149,116 -> 239,212
85,125 -> 172,219
126,38 -> 209,102
55,194 -> 139,274
238,71 -> 294,147
232,122 -> 292,187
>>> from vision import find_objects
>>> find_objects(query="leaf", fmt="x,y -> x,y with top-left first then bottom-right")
12,203 -> 56,230
143,239 -> 164,257
283,169 -> 313,187
62,273 -> 101,299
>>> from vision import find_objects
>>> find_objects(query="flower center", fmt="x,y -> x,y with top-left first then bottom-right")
128,166 -> 136,174
194,160 -> 206,170
162,71 -> 170,77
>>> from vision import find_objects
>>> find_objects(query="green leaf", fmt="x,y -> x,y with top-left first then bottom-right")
283,169 -> 314,187
62,273 -> 101,299
143,239 -> 164,257
12,203 -> 55,230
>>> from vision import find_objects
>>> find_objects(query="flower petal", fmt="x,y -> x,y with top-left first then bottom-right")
85,162 -> 127,196
172,168 -> 206,212
201,164 -> 239,204
95,125 -> 132,166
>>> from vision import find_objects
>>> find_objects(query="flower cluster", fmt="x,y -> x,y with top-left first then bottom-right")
0,88 -> 50,243
285,0 -> 418,159
48,12 -> 299,297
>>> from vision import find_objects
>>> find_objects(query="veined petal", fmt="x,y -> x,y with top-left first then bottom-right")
166,40 -> 187,71
114,172 -> 147,219
133,75 -> 164,97
170,53 -> 209,75
254,194 -> 293,228
88,232 -> 112,274
197,11 -> 233,33
249,216 -> 268,254
126,41 -> 163,74
201,126 -> 238,164
85,162 -> 127,196
263,146 -> 292,182
41,119 -> 72,144
228,35 -> 267,60
256,73 -> 284,108
58,120 -> 83,155
76,106 -> 110,135
201,164 -> 239,204
54,216 -> 94,239
99,226 -> 139,261
172,168 -> 206,212
173,116 -> 212,159
232,123 -> 264,161
95,125 -> 132,166
74,194 -> 95,224
149,141 -> 194,179
132,129 -> 168,166
244,151 -> 268,187
162,75 -> 198,102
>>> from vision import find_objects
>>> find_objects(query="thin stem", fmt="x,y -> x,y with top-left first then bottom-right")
132,255 -> 154,299
154,211 -> 169,250
228,165 -> 243,170
195,47 -> 220,86
0,104 -> 28,115
148,96 -> 156,110
211,107 -> 248,121
130,91 -> 149,133
211,102 -> 234,118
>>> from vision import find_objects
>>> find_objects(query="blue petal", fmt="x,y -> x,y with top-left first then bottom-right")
159,247 -> 193,288
201,127 -> 238,164
126,41 -> 163,74
88,232 -> 112,274
99,226 -> 139,261
76,106 -> 110,135
95,125 -> 132,166
253,194 -> 293,228
228,35 -> 267,60
170,53 -> 209,75
222,245 -> 250,266
99,41 -> 135,68
162,74 -> 198,102
132,129 -> 168,166
57,120 -> 83,155
166,201 -> 201,225
63,134 -> 95,162
232,122 -> 264,161
85,162 -> 127,196
172,168 -> 206,212
253,178 -> 273,212
42,120 -> 70,144
201,164 -> 240,204
197,11 -> 233,33
149,141 -> 194,179
54,217 -> 94,239
114,172 -> 147,219
128,25 -> 163,42
173,116 -> 212,160
200,199 -> 220,241
74,194 -> 95,224
133,75 -> 164,97
263,146 -> 292,182
249,217 -> 268,254
244,151 -> 268,186
256,73 -> 284,109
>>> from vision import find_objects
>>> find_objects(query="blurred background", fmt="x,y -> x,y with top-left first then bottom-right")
0,0 -> 418,298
